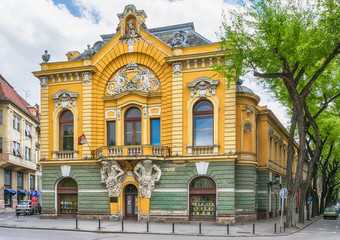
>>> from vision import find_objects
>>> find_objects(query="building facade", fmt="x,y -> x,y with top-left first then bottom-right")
0,74 -> 41,211
33,5 -> 297,223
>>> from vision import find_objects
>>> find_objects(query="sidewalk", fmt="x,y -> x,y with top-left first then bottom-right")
0,212 -> 322,237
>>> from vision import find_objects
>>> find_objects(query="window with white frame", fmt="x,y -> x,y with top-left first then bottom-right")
25,147 -> 31,161
13,141 -> 22,157
13,115 -> 20,131
25,123 -> 32,138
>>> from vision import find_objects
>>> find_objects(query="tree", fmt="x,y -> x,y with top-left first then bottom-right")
214,0 -> 340,227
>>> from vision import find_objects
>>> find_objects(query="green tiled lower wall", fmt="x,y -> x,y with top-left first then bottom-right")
235,165 -> 256,213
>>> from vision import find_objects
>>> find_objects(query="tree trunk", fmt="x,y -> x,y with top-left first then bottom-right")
286,190 -> 298,228
298,182 -> 308,223
311,166 -> 319,217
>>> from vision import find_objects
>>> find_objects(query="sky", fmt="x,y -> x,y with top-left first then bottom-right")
0,0 -> 289,127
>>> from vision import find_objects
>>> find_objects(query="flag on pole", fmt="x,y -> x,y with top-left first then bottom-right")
78,133 -> 87,145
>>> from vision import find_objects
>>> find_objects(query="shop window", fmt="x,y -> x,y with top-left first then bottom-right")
30,175 -> 35,190
58,178 -> 78,215
4,169 -> 11,187
59,110 -> 74,151
107,121 -> 116,146
125,107 -> 141,145
189,177 -> 216,221
193,101 -> 213,146
25,147 -> 31,161
13,141 -> 22,157
17,172 -> 23,189
13,115 -> 20,131
150,118 -> 160,146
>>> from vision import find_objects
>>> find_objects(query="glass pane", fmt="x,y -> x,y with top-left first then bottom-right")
58,178 -> 77,188
61,111 -> 73,120
135,195 -> 138,214
194,115 -> 213,146
151,119 -> 160,146
107,121 -> 116,146
62,123 -> 74,150
135,121 -> 141,145
125,121 -> 133,145
194,101 -> 213,112
190,195 -> 215,217
191,177 -> 215,188
125,107 -> 141,118
60,195 -> 78,214
127,195 -> 132,214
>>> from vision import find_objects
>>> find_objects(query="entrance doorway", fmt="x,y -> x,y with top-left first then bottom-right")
57,178 -> 78,217
124,184 -> 138,220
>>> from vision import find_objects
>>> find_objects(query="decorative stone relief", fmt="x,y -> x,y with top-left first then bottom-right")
60,165 -> 71,177
82,71 -> 91,84
171,30 -> 189,47
51,89 -> 79,109
143,106 -> 147,119
42,50 -> 50,63
105,110 -> 116,119
117,107 -> 121,120
268,127 -> 274,138
133,160 -> 162,198
40,76 -> 48,88
149,107 -> 161,116
187,77 -> 219,98
246,105 -> 253,116
106,61 -> 160,95
243,122 -> 252,133
101,160 -> 126,197
195,162 -> 209,175
172,62 -> 182,75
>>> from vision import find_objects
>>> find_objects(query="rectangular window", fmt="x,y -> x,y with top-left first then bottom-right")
107,121 -> 116,146
13,115 -> 20,131
0,109 -> 2,124
150,118 -> 161,146
17,172 -> 23,188
25,123 -> 32,138
30,175 -> 35,190
4,169 -> 11,186
0,137 -> 2,153
25,147 -> 31,161
13,141 -> 22,157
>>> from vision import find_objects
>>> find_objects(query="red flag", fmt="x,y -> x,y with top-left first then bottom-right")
78,133 -> 87,145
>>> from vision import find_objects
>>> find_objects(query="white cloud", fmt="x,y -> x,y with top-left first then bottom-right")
0,0 -> 288,126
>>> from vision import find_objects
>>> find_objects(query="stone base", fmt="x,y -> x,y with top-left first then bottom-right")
235,212 -> 257,222
216,215 -> 235,225
40,212 -> 58,219
257,210 -> 269,219
76,212 -> 111,220
149,215 -> 189,223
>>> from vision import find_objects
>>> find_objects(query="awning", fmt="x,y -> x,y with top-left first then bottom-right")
17,190 -> 27,195
4,189 -> 16,195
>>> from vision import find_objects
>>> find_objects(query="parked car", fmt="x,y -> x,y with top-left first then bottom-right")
324,207 -> 338,219
333,205 -> 340,214
16,200 -> 41,216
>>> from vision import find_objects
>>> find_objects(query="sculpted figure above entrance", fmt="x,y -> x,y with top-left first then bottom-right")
101,160 -> 127,197
133,160 -> 161,198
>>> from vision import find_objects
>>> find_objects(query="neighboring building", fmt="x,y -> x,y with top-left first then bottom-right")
0,74 -> 40,211
33,5 -> 297,223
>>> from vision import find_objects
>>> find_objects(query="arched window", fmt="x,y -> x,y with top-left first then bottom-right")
125,107 -> 141,145
59,110 -> 74,151
193,101 -> 213,146
189,177 -> 216,220
58,178 -> 78,215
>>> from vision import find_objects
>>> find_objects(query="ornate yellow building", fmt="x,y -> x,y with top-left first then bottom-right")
33,5 -> 296,223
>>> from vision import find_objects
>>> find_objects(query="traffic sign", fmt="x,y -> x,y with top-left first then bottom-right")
280,188 -> 288,198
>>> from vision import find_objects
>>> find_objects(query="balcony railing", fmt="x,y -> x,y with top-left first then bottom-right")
94,145 -> 170,158
186,145 -> 219,155
52,151 -> 78,160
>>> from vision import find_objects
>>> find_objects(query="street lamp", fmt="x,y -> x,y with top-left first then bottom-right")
275,174 -> 280,184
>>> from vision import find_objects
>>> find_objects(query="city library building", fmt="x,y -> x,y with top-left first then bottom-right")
33,5 -> 296,223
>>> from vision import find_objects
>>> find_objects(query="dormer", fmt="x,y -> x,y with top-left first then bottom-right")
116,5 -> 147,38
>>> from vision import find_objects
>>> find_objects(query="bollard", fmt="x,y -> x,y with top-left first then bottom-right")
284,222 -> 286,232
122,220 -> 124,231
147,221 -> 149,232
253,224 -> 255,234
274,223 -> 276,234
199,222 -> 202,234
227,224 -> 229,235
172,222 -> 175,234
76,219 -> 78,229
99,220 -> 101,230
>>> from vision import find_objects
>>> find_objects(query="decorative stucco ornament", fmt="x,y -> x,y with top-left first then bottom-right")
106,61 -> 160,95
83,44 -> 96,58
187,77 -> 219,98
172,62 -> 182,75
40,76 -> 48,88
172,30 -> 189,47
82,72 -> 91,84
268,127 -> 274,138
42,50 -> 50,63
133,160 -> 161,198
119,20 -> 141,52
243,122 -> 252,133
51,89 -> 79,109
100,160 -> 126,197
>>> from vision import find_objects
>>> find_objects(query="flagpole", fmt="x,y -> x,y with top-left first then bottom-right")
81,132 -> 93,158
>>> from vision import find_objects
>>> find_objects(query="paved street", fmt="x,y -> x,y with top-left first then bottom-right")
0,217 -> 339,240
